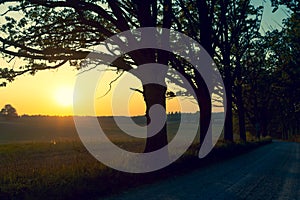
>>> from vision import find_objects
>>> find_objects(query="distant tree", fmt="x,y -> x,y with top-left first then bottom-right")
0,104 -> 18,119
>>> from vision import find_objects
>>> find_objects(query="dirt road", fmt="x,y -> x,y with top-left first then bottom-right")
104,141 -> 300,200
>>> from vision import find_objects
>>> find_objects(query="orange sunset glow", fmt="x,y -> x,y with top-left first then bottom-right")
0,63 -> 197,116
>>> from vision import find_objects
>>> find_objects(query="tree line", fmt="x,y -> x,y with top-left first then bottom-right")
0,0 -> 299,152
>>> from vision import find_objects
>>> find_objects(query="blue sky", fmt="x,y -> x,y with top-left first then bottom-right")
252,0 -> 289,33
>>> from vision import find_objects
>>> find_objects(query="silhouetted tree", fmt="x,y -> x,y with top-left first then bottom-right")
0,104 -> 18,119
0,0 -> 218,152
0,0 -> 172,152
265,5 -> 300,139
173,0 -> 264,142
242,1 -> 300,140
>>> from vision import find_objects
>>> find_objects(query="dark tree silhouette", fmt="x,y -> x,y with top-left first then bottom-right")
0,0 -> 215,152
242,1 -> 300,140
0,0 -> 173,152
173,0 -> 264,142
0,104 -> 18,118
1,0 -> 294,151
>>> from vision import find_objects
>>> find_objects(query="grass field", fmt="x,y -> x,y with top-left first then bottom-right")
0,116 -> 271,199
0,116 -> 194,199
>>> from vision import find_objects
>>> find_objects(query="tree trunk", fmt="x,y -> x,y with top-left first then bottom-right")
220,0 -> 233,142
260,108 -> 268,137
143,83 -> 168,153
197,0 -> 213,147
199,96 -> 211,146
224,89 -> 234,141
236,79 -> 246,142
224,68 -> 234,142
133,0 -> 171,153
196,81 -> 212,146
235,57 -> 246,142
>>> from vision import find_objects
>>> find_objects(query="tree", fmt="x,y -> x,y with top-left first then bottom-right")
264,5 -> 300,139
241,1 -> 300,140
173,0 -> 264,143
242,36 -> 275,138
229,1 -> 263,142
171,0 -> 229,145
0,104 -> 18,118
0,0 -> 219,153
0,0 -> 173,152
1,0 -> 282,153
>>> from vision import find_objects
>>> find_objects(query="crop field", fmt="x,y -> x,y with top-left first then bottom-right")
0,116 -> 200,199
0,115 -> 257,199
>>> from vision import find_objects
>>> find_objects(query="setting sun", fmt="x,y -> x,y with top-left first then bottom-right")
54,86 -> 74,107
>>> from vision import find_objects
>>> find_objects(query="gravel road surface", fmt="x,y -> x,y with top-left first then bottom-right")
103,141 -> 300,200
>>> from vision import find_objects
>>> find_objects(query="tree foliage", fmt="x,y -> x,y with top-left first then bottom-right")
0,104 -> 18,118
242,4 -> 300,139
0,0 -> 174,152
0,0 -> 298,144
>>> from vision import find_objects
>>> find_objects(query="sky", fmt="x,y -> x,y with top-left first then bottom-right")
0,60 -> 194,116
0,1 -> 288,116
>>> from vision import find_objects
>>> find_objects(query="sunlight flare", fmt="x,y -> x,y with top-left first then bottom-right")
54,86 -> 74,107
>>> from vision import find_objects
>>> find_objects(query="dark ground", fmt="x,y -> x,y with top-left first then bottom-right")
104,141 -> 300,200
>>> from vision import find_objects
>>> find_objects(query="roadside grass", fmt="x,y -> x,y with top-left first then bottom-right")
0,116 -> 272,199
0,138 -> 272,200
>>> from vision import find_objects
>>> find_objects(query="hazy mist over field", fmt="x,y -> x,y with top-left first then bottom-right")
0,113 -> 225,144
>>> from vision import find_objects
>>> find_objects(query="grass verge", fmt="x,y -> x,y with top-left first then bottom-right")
0,138 -> 272,200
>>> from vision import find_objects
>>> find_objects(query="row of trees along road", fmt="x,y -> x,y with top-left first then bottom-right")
0,0 -> 299,152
